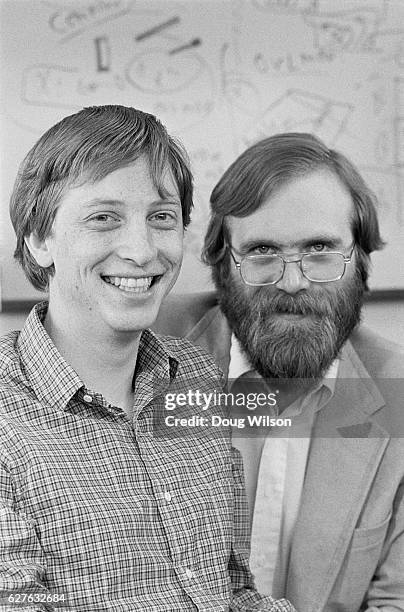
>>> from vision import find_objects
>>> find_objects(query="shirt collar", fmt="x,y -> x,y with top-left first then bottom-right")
228,333 -> 253,381
17,302 -> 83,411
17,302 -> 178,413
136,328 -> 179,381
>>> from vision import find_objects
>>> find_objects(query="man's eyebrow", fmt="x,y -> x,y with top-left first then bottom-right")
152,197 -> 181,207
82,198 -> 182,208
237,234 -> 344,252
83,199 -> 123,208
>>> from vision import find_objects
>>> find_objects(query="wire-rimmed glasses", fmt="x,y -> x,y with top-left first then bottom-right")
228,244 -> 355,286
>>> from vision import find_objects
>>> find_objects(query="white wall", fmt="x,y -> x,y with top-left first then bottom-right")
361,300 -> 404,347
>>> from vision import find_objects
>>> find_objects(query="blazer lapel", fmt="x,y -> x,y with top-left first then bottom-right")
287,342 -> 390,612
186,306 -> 232,378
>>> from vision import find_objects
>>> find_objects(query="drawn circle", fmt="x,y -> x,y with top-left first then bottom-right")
126,50 -> 204,94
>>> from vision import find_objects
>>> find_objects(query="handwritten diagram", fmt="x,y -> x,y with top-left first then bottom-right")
263,90 -> 353,144
22,65 -> 80,109
17,5 -> 215,132
305,7 -> 386,54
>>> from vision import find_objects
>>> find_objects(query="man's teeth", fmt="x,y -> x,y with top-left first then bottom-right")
104,276 -> 154,293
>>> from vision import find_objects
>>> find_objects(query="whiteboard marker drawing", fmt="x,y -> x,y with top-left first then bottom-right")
95,36 -> 111,72
169,38 -> 202,55
135,16 -> 180,42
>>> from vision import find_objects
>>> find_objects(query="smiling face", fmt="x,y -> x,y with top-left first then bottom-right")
220,168 -> 365,379
29,157 -> 183,341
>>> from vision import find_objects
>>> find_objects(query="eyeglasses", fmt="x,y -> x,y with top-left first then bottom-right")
228,244 -> 355,286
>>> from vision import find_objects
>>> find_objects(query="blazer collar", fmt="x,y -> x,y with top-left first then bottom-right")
187,304 -> 232,377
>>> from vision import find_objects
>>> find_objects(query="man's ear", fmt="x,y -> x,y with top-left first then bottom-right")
24,233 -> 54,268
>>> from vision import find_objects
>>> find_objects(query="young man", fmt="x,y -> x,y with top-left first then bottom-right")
155,133 -> 404,612
0,106 -> 294,612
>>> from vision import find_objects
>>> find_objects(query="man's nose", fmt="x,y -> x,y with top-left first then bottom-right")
275,261 -> 311,295
115,222 -> 157,266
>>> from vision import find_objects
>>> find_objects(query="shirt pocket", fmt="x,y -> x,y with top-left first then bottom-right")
329,513 -> 392,611
350,512 -> 392,551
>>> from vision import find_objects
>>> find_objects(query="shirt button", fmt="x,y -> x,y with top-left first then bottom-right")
185,568 -> 194,579
83,394 -> 93,403
164,491 -> 172,502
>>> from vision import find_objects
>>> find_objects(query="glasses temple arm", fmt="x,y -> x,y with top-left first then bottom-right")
345,243 -> 356,262
225,244 -> 241,268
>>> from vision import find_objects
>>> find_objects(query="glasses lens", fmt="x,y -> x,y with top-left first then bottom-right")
241,255 -> 283,285
302,253 -> 345,281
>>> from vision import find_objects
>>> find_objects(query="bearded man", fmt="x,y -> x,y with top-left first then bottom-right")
154,133 -> 404,612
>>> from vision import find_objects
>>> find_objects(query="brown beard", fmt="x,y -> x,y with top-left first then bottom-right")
217,266 -> 365,380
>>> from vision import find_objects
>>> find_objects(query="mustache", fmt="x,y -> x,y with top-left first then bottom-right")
254,289 -> 334,318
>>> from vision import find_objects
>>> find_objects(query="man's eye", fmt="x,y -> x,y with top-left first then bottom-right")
153,213 -> 170,221
310,243 -> 327,252
90,214 -> 116,223
149,212 -> 178,227
252,245 -> 272,255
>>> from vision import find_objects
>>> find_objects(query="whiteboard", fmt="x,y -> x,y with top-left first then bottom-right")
0,0 -> 403,302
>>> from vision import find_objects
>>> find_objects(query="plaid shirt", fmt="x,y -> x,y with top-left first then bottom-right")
0,303 -> 295,612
